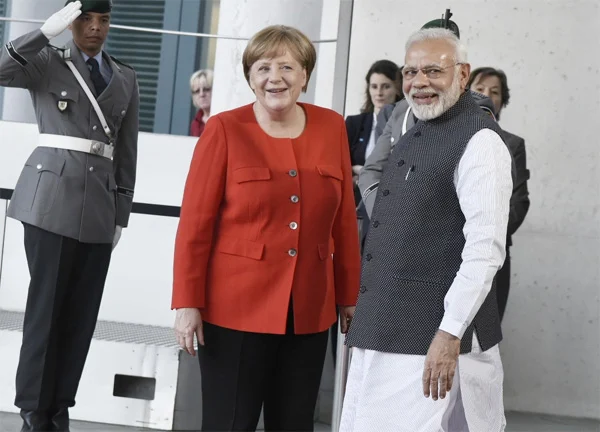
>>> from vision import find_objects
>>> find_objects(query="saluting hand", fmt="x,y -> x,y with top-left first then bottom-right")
174,307 -> 204,356
41,1 -> 82,40
422,330 -> 461,401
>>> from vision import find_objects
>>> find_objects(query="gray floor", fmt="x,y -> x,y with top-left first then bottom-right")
0,411 -> 598,432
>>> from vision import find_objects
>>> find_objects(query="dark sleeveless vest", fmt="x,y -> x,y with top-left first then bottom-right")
345,91 -> 505,355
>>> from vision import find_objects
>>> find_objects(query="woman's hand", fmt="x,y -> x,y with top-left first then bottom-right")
339,306 -> 356,333
174,308 -> 204,356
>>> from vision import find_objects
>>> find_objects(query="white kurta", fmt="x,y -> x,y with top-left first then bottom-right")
340,128 -> 513,432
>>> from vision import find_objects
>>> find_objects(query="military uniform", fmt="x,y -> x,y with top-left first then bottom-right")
0,0 -> 139,429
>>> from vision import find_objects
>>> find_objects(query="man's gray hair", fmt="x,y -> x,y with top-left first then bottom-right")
405,28 -> 468,64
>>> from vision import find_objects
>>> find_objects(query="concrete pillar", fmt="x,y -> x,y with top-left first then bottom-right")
1,0 -> 67,123
210,0 -> 333,115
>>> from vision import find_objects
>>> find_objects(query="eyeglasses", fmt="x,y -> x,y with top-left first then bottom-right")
192,87 -> 212,94
401,63 -> 464,80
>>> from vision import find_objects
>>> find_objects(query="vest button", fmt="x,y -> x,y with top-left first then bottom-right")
382,190 -> 389,196
360,285 -> 367,293
365,253 -> 372,261
397,160 -> 405,167
414,131 -> 422,137
373,221 -> 379,228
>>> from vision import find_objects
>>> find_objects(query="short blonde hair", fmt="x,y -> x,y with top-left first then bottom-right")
242,25 -> 316,92
190,69 -> 214,90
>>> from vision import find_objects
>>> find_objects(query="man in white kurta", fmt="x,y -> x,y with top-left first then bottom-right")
340,29 -> 513,432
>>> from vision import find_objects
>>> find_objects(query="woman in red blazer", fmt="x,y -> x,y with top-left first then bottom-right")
172,25 -> 361,431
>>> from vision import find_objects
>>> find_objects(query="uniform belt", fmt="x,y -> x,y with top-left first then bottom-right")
38,134 -> 114,159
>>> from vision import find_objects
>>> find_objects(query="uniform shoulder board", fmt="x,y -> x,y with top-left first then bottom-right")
110,55 -> 134,70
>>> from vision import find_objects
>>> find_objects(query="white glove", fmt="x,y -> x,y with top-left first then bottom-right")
40,1 -> 82,40
112,225 -> 123,251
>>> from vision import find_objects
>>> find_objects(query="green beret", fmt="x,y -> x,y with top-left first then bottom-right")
421,19 -> 460,39
65,0 -> 113,14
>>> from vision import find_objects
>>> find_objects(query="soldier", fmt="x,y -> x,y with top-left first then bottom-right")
0,1 -> 139,430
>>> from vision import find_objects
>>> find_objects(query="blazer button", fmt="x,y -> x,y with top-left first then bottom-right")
290,195 -> 299,203
89,167 -> 94,172
373,221 -> 379,228
414,131 -> 422,137
289,222 -> 298,230
36,164 -> 42,170
289,169 -> 298,177
288,248 -> 297,257
397,160 -> 405,167
360,285 -> 367,293
390,137 -> 395,143
382,190 -> 390,196
93,125 -> 98,131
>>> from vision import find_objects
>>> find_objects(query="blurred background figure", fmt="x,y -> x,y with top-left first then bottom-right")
468,67 -> 530,322
190,69 -> 213,137
345,59 -> 402,188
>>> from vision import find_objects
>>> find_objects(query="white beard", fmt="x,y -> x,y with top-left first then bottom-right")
405,77 -> 462,121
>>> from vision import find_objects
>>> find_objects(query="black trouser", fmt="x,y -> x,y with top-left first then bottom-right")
496,247 -> 511,322
15,224 -> 112,413
198,305 -> 329,431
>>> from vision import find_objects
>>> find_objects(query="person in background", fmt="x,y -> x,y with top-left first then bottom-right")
172,24 -> 361,432
190,68 -> 213,137
468,67 -> 530,321
345,59 -> 402,184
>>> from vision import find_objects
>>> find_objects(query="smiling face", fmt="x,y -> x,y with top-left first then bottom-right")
69,12 -> 111,57
402,38 -> 470,120
248,48 -> 307,115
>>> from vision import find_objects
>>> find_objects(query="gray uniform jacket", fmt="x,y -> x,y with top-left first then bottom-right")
358,91 -> 501,217
0,30 -> 139,243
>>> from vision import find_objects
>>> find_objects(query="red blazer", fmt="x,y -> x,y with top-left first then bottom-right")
172,103 -> 361,334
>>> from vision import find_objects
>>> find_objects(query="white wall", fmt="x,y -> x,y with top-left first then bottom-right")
346,0 -> 600,419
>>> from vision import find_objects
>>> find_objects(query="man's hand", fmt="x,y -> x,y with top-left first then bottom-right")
339,306 -> 355,333
40,1 -> 82,40
174,308 -> 204,356
422,330 -> 461,401
112,225 -> 122,250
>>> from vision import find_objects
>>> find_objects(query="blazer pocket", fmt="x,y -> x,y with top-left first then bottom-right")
15,151 -> 65,214
216,236 -> 265,260
233,167 -> 271,183
317,239 -> 335,260
316,165 -> 343,181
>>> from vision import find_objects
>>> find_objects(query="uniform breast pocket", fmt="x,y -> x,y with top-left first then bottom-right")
49,85 -> 79,122
13,151 -> 65,215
